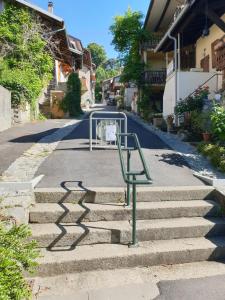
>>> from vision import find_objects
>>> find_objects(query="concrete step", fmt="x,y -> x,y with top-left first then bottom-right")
31,261 -> 225,300
34,186 -> 215,204
30,217 -> 225,248
36,236 -> 225,277
29,200 -> 220,224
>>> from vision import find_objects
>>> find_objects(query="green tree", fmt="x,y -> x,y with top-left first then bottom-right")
110,8 -> 149,86
61,73 -> 83,116
95,66 -> 120,102
87,43 -> 107,67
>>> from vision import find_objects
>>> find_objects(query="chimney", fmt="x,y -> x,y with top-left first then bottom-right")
48,1 -> 53,14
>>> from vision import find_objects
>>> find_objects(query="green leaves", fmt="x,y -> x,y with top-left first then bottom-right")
110,8 -> 149,86
0,3 -> 53,108
87,43 -> 107,68
0,222 -> 39,300
198,142 -> 225,171
211,105 -> 225,142
175,87 -> 208,115
110,8 -> 143,54
61,73 -> 83,117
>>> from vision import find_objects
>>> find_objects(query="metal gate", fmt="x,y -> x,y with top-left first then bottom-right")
89,111 -> 127,151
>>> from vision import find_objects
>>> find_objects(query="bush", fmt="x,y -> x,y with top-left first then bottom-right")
198,142 -> 225,171
138,87 -> 154,121
175,87 -> 209,115
61,73 -> 83,117
211,105 -> 225,143
0,221 -> 39,299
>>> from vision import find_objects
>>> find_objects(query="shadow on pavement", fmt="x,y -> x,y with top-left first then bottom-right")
156,153 -> 189,168
9,128 -> 59,143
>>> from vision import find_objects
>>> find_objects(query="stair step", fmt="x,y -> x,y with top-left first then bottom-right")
29,200 -> 220,224
30,217 -> 225,248
34,186 -> 215,203
36,236 -> 225,277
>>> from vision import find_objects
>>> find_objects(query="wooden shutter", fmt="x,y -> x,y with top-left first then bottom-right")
200,55 -> 210,72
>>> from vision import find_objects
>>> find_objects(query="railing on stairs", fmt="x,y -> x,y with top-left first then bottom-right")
181,72 -> 223,103
116,133 -> 152,247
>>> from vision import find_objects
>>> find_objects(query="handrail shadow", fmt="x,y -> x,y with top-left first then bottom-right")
46,181 -> 125,251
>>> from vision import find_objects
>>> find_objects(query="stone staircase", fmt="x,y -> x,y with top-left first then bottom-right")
29,186 -> 225,277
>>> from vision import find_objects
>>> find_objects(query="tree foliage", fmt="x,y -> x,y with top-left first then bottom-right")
61,73 -> 83,116
0,3 -> 54,110
110,8 -> 149,86
95,64 -> 120,102
87,42 -> 107,67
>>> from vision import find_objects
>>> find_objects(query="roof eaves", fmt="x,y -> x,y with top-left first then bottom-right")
154,1 -> 193,52
69,48 -> 83,56
143,0 -> 155,29
15,0 -> 64,23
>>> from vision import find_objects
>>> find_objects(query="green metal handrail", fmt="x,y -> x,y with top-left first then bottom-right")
116,133 -> 152,247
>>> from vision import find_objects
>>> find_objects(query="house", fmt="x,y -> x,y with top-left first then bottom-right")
0,0 -> 95,121
101,75 -> 123,105
154,0 -> 225,117
102,77 -> 113,101
139,0 -> 186,114
79,47 -> 96,107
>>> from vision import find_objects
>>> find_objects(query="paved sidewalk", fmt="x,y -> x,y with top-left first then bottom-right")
0,119 -> 68,176
33,261 -> 225,300
35,107 -> 204,188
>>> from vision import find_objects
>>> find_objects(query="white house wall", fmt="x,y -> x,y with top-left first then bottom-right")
124,87 -> 138,108
0,86 -> 11,131
79,66 -> 93,105
163,71 -> 218,116
163,73 -> 176,116
0,0 -> 4,12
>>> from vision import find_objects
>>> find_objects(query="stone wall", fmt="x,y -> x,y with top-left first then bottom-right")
0,85 -> 11,132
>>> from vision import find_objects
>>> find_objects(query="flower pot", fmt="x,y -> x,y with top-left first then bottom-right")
202,132 -> 211,142
153,117 -> 163,128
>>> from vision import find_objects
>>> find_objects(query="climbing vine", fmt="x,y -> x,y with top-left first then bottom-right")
0,2 -> 54,113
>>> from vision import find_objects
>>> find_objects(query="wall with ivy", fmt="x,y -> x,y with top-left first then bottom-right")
0,2 -> 54,117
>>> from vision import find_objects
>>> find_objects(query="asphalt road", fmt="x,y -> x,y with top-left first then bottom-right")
155,274 -> 225,300
35,109 -> 204,188
0,119 -> 67,176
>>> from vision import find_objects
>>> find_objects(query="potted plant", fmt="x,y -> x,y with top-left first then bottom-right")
199,112 -> 212,142
166,114 -> 174,132
153,113 -> 163,128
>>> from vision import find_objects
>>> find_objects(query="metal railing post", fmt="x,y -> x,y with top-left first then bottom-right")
116,133 -> 152,248
130,175 -> 138,247
126,149 -> 131,206
89,111 -> 127,151
124,117 -> 128,148
89,112 -> 93,152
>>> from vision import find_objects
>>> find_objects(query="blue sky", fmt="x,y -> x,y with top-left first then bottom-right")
30,0 -> 150,58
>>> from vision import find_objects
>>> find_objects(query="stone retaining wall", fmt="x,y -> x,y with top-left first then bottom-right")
0,85 -> 11,132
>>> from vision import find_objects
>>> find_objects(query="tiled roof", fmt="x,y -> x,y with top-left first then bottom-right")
15,0 -> 64,23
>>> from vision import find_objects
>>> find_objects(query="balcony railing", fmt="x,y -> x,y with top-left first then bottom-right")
141,70 -> 166,85
141,36 -> 163,50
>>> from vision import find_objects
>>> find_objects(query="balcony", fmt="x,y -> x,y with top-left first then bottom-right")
141,36 -> 163,50
141,70 -> 166,85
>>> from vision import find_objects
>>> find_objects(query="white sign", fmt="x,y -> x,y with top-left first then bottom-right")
105,125 -> 117,141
